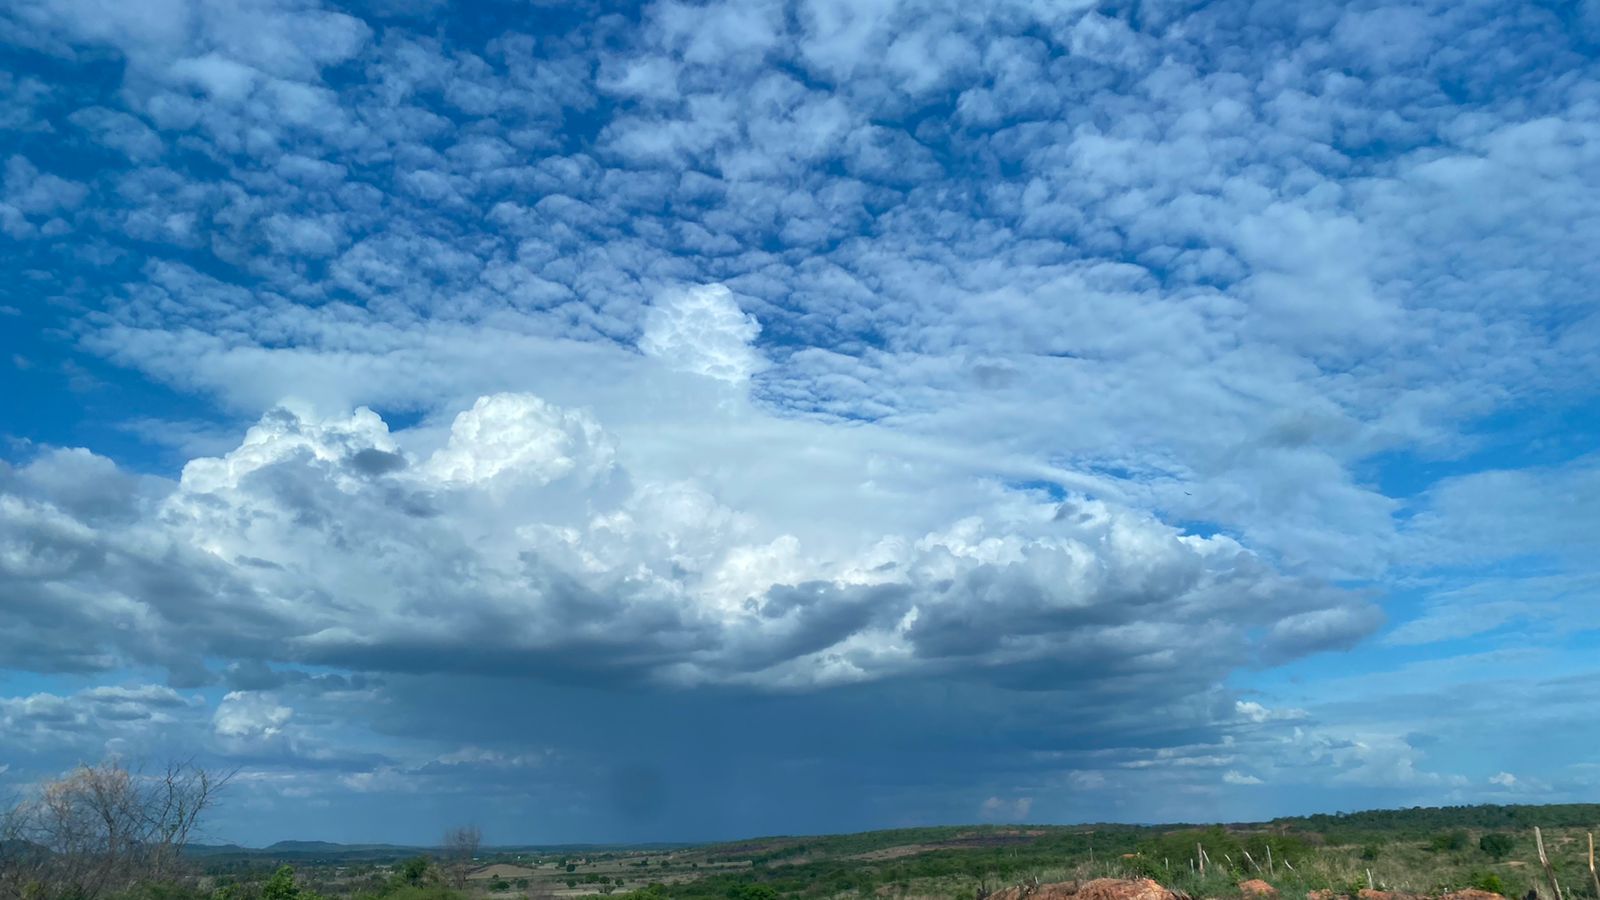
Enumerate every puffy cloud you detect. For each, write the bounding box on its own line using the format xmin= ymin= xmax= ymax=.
xmin=213 ymin=691 xmax=293 ymax=741
xmin=423 ymin=394 xmax=615 ymax=487
xmin=0 ymin=684 xmax=200 ymax=752
xmin=1 ymin=396 xmax=1374 ymax=694
xmin=979 ymin=795 xmax=1033 ymax=820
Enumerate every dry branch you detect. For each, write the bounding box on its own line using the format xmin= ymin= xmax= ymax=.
xmin=1 ymin=759 xmax=230 ymax=900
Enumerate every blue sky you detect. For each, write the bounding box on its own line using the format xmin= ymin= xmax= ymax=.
xmin=2 ymin=0 xmax=1599 ymax=846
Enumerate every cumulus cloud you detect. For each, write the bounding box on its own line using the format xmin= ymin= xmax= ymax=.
xmin=979 ymin=796 xmax=1034 ymax=821
xmin=1 ymin=395 xmax=1375 ymax=694
xmin=423 ymin=394 xmax=615 ymax=487
xmin=214 ymin=691 xmax=294 ymax=741
xmin=0 ymin=684 xmax=199 ymax=751
xmin=639 ymin=284 xmax=765 ymax=384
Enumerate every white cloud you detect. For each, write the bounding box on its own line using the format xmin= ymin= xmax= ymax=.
xmin=1 ymin=395 xmax=1375 ymax=696
xmin=423 ymin=394 xmax=615 ymax=487
xmin=0 ymin=684 xmax=201 ymax=750
xmin=1489 ymin=771 xmax=1516 ymax=787
xmin=979 ymin=795 xmax=1034 ymax=820
xmin=213 ymin=691 xmax=293 ymax=741
xmin=1222 ymin=771 xmax=1263 ymax=785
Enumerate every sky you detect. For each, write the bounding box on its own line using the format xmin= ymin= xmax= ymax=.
xmin=1 ymin=0 xmax=1598 ymax=847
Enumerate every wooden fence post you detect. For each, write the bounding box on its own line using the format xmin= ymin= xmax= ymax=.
xmin=1535 ymin=827 xmax=1563 ymax=900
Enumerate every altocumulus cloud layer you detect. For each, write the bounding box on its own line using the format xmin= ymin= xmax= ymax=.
xmin=1 ymin=0 xmax=1598 ymax=843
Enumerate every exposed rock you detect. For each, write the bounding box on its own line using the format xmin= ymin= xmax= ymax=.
xmin=1239 ymin=881 xmax=1278 ymax=899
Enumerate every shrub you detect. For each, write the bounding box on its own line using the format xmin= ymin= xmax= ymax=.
xmin=369 ymin=886 xmax=465 ymax=900
xmin=1478 ymin=834 xmax=1514 ymax=860
xmin=1468 ymin=873 xmax=1506 ymax=895
xmin=1430 ymin=831 xmax=1469 ymax=852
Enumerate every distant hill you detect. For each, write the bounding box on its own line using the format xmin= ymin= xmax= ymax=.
xmin=184 ymin=840 xmax=694 ymax=862
xmin=264 ymin=841 xmax=422 ymax=853
xmin=1270 ymin=802 xmax=1600 ymax=836
xmin=181 ymin=841 xmax=427 ymax=863
xmin=184 ymin=803 xmax=1600 ymax=864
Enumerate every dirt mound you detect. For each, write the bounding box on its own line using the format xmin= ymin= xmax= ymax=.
xmin=1439 ymin=892 xmax=1507 ymax=900
xmin=1239 ymin=880 xmax=1278 ymax=898
xmin=1306 ymin=891 xmax=1337 ymax=900
xmin=1078 ymin=879 xmax=1180 ymax=900
xmin=990 ymin=878 xmax=1179 ymax=900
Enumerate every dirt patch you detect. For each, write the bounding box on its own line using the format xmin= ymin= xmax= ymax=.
xmin=468 ymin=864 xmax=539 ymax=881
xmin=1239 ymin=880 xmax=1278 ymax=899
xmin=990 ymin=878 xmax=1179 ymax=900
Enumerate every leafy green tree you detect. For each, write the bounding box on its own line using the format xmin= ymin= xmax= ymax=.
xmin=727 ymin=886 xmax=778 ymax=900
xmin=1430 ymin=831 xmax=1469 ymax=852
xmin=398 ymin=858 xmax=431 ymax=887
xmin=262 ymin=867 xmax=299 ymax=900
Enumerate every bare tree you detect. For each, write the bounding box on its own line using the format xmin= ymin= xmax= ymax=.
xmin=442 ymin=825 xmax=482 ymax=888
xmin=1 ymin=759 xmax=231 ymax=900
